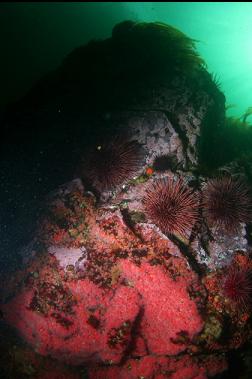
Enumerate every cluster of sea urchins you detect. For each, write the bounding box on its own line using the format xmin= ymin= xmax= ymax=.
xmin=143 ymin=175 xmax=252 ymax=238
xmin=81 ymin=136 xmax=252 ymax=237
xmin=81 ymin=137 xmax=143 ymax=192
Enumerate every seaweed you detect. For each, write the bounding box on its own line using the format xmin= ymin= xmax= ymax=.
xmin=210 ymin=72 xmax=222 ymax=90
xmin=199 ymin=107 xmax=252 ymax=174
xmin=241 ymin=106 xmax=252 ymax=124
xmin=61 ymin=20 xmax=206 ymax=90
xmin=111 ymin=21 xmax=205 ymax=74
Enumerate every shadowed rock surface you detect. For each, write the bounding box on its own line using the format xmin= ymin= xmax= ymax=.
xmin=2 ymin=21 xmax=252 ymax=379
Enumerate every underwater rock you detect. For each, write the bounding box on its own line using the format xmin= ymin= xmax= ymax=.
xmin=88 ymin=354 xmax=228 ymax=379
xmin=0 ymin=18 xmax=225 ymax=282
xmin=192 ymin=222 xmax=248 ymax=270
xmin=2 ymin=185 xmax=205 ymax=364
xmin=3 ymin=279 xmax=141 ymax=365
xmin=2 ymin=257 xmax=204 ymax=364
xmin=206 ymin=225 xmax=248 ymax=269
xmin=48 ymin=246 xmax=88 ymax=271
xmin=0 ymin=331 xmax=83 ymax=379
xmin=119 ymin=260 xmax=204 ymax=356
xmin=3 ymin=20 xmax=252 ymax=379
xmin=3 ymin=178 xmax=252 ymax=378
xmin=203 ymin=252 xmax=252 ymax=344
xmin=1 ymin=19 xmax=225 ymax=206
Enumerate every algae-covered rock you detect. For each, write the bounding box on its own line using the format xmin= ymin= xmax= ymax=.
xmin=3 ymin=20 xmax=252 ymax=379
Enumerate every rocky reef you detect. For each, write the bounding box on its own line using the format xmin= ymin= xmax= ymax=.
xmin=1 ymin=21 xmax=252 ymax=379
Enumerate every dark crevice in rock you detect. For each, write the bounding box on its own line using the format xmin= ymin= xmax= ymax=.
xmin=168 ymin=233 xmax=206 ymax=277
xmin=162 ymin=110 xmax=190 ymax=169
xmin=121 ymin=306 xmax=148 ymax=362
xmin=120 ymin=207 xmax=144 ymax=243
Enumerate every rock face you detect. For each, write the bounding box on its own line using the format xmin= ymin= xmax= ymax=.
xmin=3 ymin=181 xmax=205 ymax=367
xmin=89 ymin=355 xmax=228 ymax=379
xmin=3 ymin=259 xmax=203 ymax=365
xmin=1 ymin=21 xmax=252 ymax=378
xmin=2 ymin=179 xmax=252 ymax=378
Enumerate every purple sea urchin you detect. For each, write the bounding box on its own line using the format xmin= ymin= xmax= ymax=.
xmin=203 ymin=176 xmax=252 ymax=233
xmin=143 ymin=177 xmax=199 ymax=237
xmin=222 ymin=265 xmax=252 ymax=309
xmin=81 ymin=137 xmax=143 ymax=192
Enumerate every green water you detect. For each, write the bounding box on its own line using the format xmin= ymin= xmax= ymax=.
xmin=1 ymin=2 xmax=252 ymax=119
xmin=126 ymin=2 xmax=252 ymax=119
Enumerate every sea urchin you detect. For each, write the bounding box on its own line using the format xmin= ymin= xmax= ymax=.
xmin=222 ymin=265 xmax=252 ymax=309
xmin=143 ymin=177 xmax=199 ymax=237
xmin=203 ymin=176 xmax=252 ymax=233
xmin=81 ymin=137 xmax=143 ymax=192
